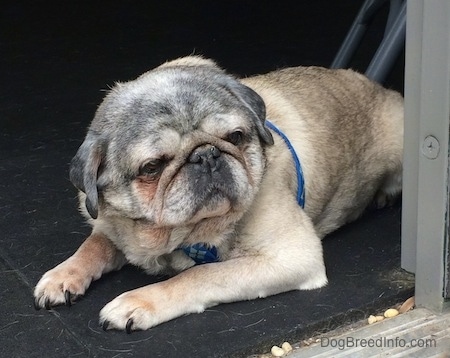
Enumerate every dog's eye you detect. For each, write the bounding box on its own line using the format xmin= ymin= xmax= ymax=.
xmin=139 ymin=159 xmax=164 ymax=178
xmin=227 ymin=130 xmax=244 ymax=146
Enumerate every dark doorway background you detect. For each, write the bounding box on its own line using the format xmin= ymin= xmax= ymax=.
xmin=0 ymin=1 xmax=410 ymax=357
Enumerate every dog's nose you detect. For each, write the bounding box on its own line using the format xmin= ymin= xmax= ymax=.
xmin=189 ymin=145 xmax=221 ymax=171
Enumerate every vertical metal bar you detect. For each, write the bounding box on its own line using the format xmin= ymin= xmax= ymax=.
xmin=446 ymin=180 xmax=450 ymax=298
xmin=409 ymin=0 xmax=450 ymax=311
xmin=385 ymin=0 xmax=402 ymax=35
xmin=401 ymin=0 xmax=422 ymax=274
xmin=365 ymin=1 xmax=406 ymax=83
xmin=331 ymin=0 xmax=387 ymax=69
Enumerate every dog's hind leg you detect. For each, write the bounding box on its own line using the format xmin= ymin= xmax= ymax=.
xmin=373 ymin=167 xmax=403 ymax=209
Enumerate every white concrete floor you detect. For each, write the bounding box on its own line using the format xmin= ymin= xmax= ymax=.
xmin=291 ymin=308 xmax=450 ymax=357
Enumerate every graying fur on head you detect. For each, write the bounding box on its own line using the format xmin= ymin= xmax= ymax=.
xmin=69 ymin=57 xmax=273 ymax=220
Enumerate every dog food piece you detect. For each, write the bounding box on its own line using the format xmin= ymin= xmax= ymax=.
xmin=281 ymin=341 xmax=293 ymax=353
xmin=398 ymin=296 xmax=415 ymax=314
xmin=271 ymin=345 xmax=286 ymax=357
xmin=368 ymin=315 xmax=377 ymax=324
xmin=384 ymin=308 xmax=399 ymax=318
xmin=375 ymin=315 xmax=385 ymax=322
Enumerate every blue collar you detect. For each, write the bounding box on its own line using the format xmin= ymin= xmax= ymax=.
xmin=181 ymin=243 xmax=219 ymax=264
xmin=180 ymin=119 xmax=305 ymax=265
xmin=265 ymin=119 xmax=305 ymax=208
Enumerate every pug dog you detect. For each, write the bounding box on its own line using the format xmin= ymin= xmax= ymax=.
xmin=34 ymin=56 xmax=403 ymax=332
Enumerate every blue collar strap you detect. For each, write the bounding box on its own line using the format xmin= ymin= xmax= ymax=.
xmin=179 ymin=119 xmax=305 ymax=265
xmin=180 ymin=243 xmax=219 ymax=264
xmin=265 ymin=119 xmax=305 ymax=208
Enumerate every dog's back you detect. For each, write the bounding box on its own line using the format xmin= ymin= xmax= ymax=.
xmin=243 ymin=66 xmax=404 ymax=237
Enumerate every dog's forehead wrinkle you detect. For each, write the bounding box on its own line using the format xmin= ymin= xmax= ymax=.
xmin=93 ymin=67 xmax=249 ymax=141
xmin=90 ymin=64 xmax=260 ymax=185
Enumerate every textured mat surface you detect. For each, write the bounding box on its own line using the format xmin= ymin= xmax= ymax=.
xmin=0 ymin=1 xmax=409 ymax=357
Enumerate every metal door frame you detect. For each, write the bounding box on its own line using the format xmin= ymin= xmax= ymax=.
xmin=402 ymin=0 xmax=450 ymax=311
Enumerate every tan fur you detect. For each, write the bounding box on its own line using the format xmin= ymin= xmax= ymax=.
xmin=134 ymin=177 xmax=159 ymax=203
xmin=34 ymin=56 xmax=403 ymax=332
xmin=242 ymin=66 xmax=403 ymax=236
xmin=34 ymin=233 xmax=126 ymax=307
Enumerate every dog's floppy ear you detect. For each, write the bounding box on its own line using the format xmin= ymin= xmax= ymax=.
xmin=222 ymin=79 xmax=274 ymax=146
xmin=69 ymin=132 xmax=105 ymax=219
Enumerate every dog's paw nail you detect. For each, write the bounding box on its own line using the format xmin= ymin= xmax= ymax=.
xmin=102 ymin=320 xmax=110 ymax=331
xmin=64 ymin=290 xmax=72 ymax=307
xmin=44 ymin=298 xmax=52 ymax=310
xmin=126 ymin=318 xmax=134 ymax=334
xmin=33 ymin=299 xmax=41 ymax=311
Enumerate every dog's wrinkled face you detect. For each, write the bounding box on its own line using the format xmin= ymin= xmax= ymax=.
xmin=70 ymin=58 xmax=273 ymax=230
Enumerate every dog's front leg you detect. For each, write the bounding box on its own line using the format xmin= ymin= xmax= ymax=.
xmin=34 ymin=232 xmax=126 ymax=309
xmin=100 ymin=219 xmax=327 ymax=332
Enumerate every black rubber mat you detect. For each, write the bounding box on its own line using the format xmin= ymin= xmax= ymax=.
xmin=1 ymin=1 xmax=411 ymax=357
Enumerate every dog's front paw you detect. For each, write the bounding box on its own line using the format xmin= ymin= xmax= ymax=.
xmin=34 ymin=258 xmax=93 ymax=310
xmin=99 ymin=288 xmax=163 ymax=333
xmin=99 ymin=283 xmax=199 ymax=333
